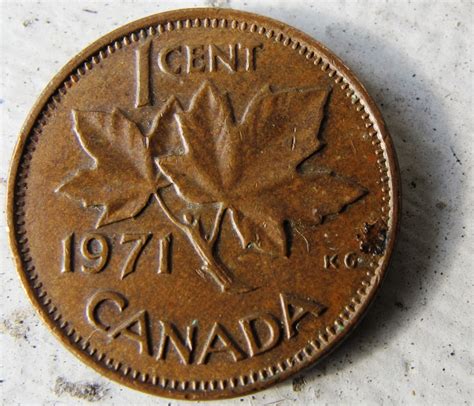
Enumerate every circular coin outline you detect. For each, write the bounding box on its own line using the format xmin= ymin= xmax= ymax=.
xmin=7 ymin=8 xmax=400 ymax=400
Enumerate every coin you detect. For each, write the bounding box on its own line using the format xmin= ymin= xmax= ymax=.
xmin=7 ymin=8 xmax=400 ymax=400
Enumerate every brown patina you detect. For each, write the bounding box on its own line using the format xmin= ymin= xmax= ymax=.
xmin=7 ymin=8 xmax=400 ymax=400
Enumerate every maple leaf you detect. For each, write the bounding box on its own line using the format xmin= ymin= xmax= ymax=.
xmin=146 ymin=96 xmax=183 ymax=156
xmin=157 ymin=82 xmax=366 ymax=256
xmin=58 ymin=108 xmax=170 ymax=227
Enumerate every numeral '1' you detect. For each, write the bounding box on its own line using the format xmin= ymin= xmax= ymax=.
xmin=135 ymin=40 xmax=152 ymax=107
xmin=61 ymin=233 xmax=74 ymax=273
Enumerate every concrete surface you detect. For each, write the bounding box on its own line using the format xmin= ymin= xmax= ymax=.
xmin=0 ymin=0 xmax=472 ymax=405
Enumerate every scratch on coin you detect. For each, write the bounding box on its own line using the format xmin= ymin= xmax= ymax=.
xmin=294 ymin=226 xmax=310 ymax=252
xmin=350 ymin=139 xmax=357 ymax=155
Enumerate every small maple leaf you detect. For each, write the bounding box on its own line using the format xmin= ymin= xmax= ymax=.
xmin=58 ymin=108 xmax=170 ymax=227
xmin=157 ymin=81 xmax=366 ymax=256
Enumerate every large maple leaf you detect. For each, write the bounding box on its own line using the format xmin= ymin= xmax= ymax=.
xmin=157 ymin=82 xmax=366 ymax=256
xmin=57 ymin=107 xmax=173 ymax=227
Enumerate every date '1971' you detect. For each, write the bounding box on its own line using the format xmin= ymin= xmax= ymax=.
xmin=61 ymin=232 xmax=172 ymax=279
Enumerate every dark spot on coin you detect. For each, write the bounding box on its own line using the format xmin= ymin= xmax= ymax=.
xmin=358 ymin=219 xmax=388 ymax=255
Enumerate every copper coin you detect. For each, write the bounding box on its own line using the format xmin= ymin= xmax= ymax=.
xmin=7 ymin=8 xmax=400 ymax=400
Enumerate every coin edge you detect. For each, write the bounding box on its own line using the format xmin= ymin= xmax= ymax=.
xmin=6 ymin=7 xmax=401 ymax=400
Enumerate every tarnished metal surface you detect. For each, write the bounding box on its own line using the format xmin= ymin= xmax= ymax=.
xmin=7 ymin=8 xmax=399 ymax=400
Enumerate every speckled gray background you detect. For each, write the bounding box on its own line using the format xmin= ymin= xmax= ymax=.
xmin=1 ymin=1 xmax=472 ymax=405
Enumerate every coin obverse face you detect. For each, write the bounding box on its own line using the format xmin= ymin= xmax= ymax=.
xmin=8 ymin=8 xmax=400 ymax=400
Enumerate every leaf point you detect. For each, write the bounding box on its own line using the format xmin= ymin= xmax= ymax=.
xmin=186 ymin=80 xmax=228 ymax=115
xmin=146 ymin=96 xmax=184 ymax=151
xmin=70 ymin=109 xmax=101 ymax=165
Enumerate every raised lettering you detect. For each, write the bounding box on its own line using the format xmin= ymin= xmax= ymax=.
xmin=325 ymin=252 xmax=360 ymax=269
xmin=239 ymin=313 xmax=281 ymax=357
xmin=344 ymin=252 xmax=358 ymax=268
xmin=243 ymin=43 xmax=263 ymax=71
xmin=209 ymin=44 xmax=237 ymax=72
xmin=120 ymin=233 xmax=151 ymax=279
xmin=185 ymin=45 xmax=206 ymax=73
xmin=280 ymin=293 xmax=327 ymax=339
xmin=80 ymin=234 xmax=109 ymax=274
xmin=157 ymin=233 xmax=172 ymax=274
xmin=196 ymin=322 xmax=245 ymax=364
xmin=85 ymin=292 xmax=330 ymax=362
xmin=158 ymin=45 xmax=184 ymax=75
xmin=135 ymin=39 xmax=152 ymax=107
xmin=108 ymin=309 xmax=152 ymax=355
xmin=324 ymin=254 xmax=339 ymax=269
xmin=86 ymin=290 xmax=128 ymax=332
xmin=156 ymin=321 xmax=195 ymax=364
xmin=157 ymin=43 xmax=263 ymax=75
xmin=61 ymin=233 xmax=74 ymax=273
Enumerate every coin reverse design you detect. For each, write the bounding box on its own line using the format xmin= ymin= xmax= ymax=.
xmin=8 ymin=8 xmax=399 ymax=400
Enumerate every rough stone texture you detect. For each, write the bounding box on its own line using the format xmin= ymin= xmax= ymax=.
xmin=0 ymin=1 xmax=472 ymax=405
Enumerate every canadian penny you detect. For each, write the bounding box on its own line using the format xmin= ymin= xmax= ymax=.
xmin=8 ymin=8 xmax=400 ymax=400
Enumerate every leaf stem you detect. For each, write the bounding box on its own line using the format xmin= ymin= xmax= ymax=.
xmin=208 ymin=202 xmax=225 ymax=246
xmin=153 ymin=192 xmax=248 ymax=293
